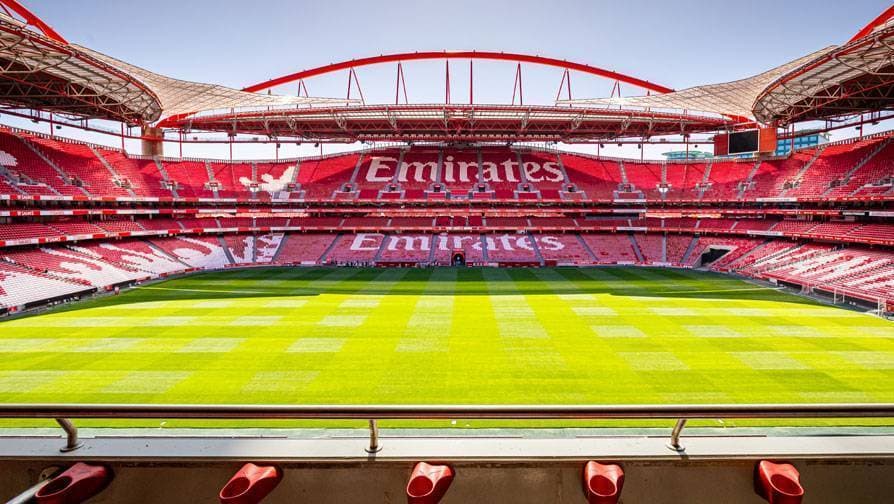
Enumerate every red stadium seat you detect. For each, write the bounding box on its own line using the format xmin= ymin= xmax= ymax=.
xmin=406 ymin=462 xmax=454 ymax=504
xmin=755 ymin=460 xmax=804 ymax=504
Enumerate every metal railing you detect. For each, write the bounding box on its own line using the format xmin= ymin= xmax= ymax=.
xmin=1 ymin=403 xmax=892 ymax=454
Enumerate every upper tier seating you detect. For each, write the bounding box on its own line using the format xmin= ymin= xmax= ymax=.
xmin=787 ymin=139 xmax=885 ymax=198
xmin=825 ymin=140 xmax=894 ymax=197
xmin=0 ymin=129 xmax=81 ymax=196
xmin=560 ymin=154 xmax=621 ymax=199
xmin=623 ymin=161 xmax=662 ymax=199
xmin=480 ymin=150 xmax=521 ymax=199
xmin=398 ymin=149 xmax=440 ymax=194
xmin=663 ymin=163 xmax=706 ymax=201
xmin=94 ymin=149 xmax=173 ymax=198
xmin=746 ymin=154 xmax=811 ymax=199
xmin=296 ymin=154 xmax=360 ymax=200
xmin=520 ymin=151 xmax=566 ymax=196
xmin=355 ymin=150 xmax=402 ymax=197
xmin=23 ymin=134 xmax=131 ymax=197
xmin=441 ymin=150 xmax=480 ymax=198
xmin=210 ymin=162 xmax=253 ymax=199
xmin=164 ymin=161 xmax=214 ymax=199
xmin=704 ymin=160 xmax=757 ymax=201
xmin=0 ymin=132 xmax=891 ymax=202
xmin=255 ymin=163 xmax=295 ymax=200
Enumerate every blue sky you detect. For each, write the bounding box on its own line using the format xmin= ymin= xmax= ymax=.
xmin=15 ymin=0 xmax=894 ymax=159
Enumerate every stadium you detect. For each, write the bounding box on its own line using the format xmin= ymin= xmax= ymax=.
xmin=0 ymin=0 xmax=892 ymax=502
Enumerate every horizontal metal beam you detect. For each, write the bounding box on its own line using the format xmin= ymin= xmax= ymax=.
xmin=0 ymin=403 xmax=892 ymax=420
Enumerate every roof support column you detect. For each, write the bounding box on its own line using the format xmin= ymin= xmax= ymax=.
xmin=141 ymin=126 xmax=164 ymax=157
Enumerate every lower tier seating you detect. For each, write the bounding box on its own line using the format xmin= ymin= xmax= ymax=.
xmin=0 ymin=234 xmax=892 ymax=311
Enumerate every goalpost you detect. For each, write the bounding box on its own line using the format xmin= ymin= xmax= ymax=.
xmin=832 ymin=288 xmax=845 ymax=305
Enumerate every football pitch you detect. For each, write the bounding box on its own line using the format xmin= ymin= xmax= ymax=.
xmin=1 ymin=266 xmax=892 ymax=427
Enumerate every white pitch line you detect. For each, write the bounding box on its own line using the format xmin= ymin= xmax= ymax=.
xmin=135 ymin=286 xmax=271 ymax=295
xmin=657 ymin=286 xmax=785 ymax=295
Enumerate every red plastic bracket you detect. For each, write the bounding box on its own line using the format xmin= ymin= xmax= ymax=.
xmin=219 ymin=463 xmax=283 ymax=504
xmin=755 ymin=460 xmax=805 ymax=504
xmin=583 ymin=461 xmax=624 ymax=504
xmin=35 ymin=462 xmax=112 ymax=504
xmin=406 ymin=462 xmax=455 ymax=504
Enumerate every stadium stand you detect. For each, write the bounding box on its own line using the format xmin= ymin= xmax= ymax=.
xmin=0 ymin=261 xmax=90 ymax=308
xmin=272 ymin=234 xmax=337 ymax=265
xmin=533 ymin=234 xmax=594 ymax=265
xmin=0 ymin=128 xmax=890 ymax=309
xmin=150 ymin=236 xmax=230 ymax=269
xmin=581 ymin=234 xmax=638 ymax=264
xmin=0 ymin=134 xmax=890 ymax=203
xmin=378 ymin=234 xmax=434 ymax=264
xmin=634 ymin=233 xmax=665 ymax=263
xmin=69 ymin=240 xmax=184 ymax=276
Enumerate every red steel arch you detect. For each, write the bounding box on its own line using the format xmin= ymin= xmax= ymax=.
xmin=0 ymin=0 xmax=67 ymax=44
xmin=849 ymin=4 xmax=894 ymax=43
xmin=243 ymin=50 xmax=674 ymax=95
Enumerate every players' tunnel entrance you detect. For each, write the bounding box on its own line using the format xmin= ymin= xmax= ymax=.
xmin=452 ymin=252 xmax=466 ymax=267
xmin=695 ymin=247 xmax=733 ymax=267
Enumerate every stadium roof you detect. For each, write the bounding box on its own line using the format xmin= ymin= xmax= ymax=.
xmin=0 ymin=5 xmax=348 ymax=126
xmin=167 ymin=103 xmax=732 ymax=144
xmin=0 ymin=11 xmax=161 ymax=123
xmin=753 ymin=15 xmax=894 ymax=125
xmin=563 ymin=8 xmax=894 ymax=127
xmin=76 ymin=46 xmax=354 ymax=124
xmin=1 ymin=1 xmax=893 ymax=139
xmin=558 ymin=48 xmax=834 ymax=123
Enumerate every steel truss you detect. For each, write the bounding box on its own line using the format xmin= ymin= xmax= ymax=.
xmin=0 ymin=13 xmax=161 ymax=124
xmin=755 ymin=19 xmax=894 ymax=125
xmin=173 ymin=104 xmax=731 ymax=144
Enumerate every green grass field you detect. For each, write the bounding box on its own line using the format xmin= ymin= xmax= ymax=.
xmin=1 ymin=267 xmax=892 ymax=427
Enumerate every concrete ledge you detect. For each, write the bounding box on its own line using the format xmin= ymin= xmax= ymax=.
xmin=1 ymin=433 xmax=892 ymax=463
